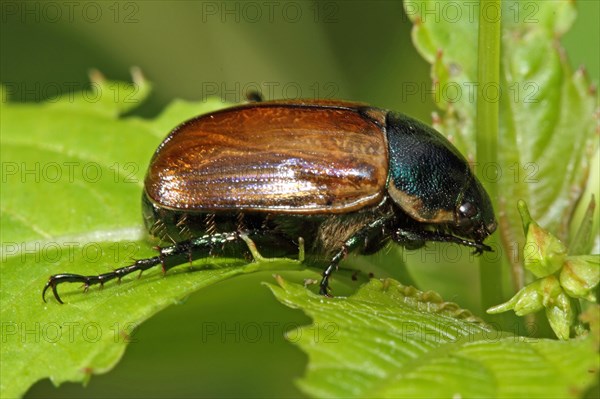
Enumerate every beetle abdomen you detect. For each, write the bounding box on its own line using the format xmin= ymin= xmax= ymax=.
xmin=144 ymin=104 xmax=389 ymax=214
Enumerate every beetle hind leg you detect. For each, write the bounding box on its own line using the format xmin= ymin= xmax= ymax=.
xmin=42 ymin=232 xmax=252 ymax=304
xmin=42 ymin=230 xmax=308 ymax=304
xmin=42 ymin=256 xmax=162 ymax=304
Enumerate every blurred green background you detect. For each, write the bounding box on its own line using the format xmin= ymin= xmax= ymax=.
xmin=1 ymin=1 xmax=597 ymax=397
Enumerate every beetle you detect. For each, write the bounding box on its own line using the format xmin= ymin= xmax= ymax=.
xmin=43 ymin=98 xmax=497 ymax=303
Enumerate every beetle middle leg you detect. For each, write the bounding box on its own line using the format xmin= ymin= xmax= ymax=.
xmin=319 ymin=216 xmax=394 ymax=296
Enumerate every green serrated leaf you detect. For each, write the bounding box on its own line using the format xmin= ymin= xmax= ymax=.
xmin=0 ymin=79 xmax=306 ymax=398
xmin=267 ymin=277 xmax=599 ymax=398
xmin=405 ymin=0 xmax=598 ymax=257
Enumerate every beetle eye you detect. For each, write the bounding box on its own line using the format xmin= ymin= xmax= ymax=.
xmin=458 ymin=202 xmax=477 ymax=219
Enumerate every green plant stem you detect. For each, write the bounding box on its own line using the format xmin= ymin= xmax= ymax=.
xmin=476 ymin=0 xmax=504 ymax=323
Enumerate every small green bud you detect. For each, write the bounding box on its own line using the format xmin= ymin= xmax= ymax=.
xmin=559 ymin=255 xmax=600 ymax=300
xmin=521 ymin=218 xmax=567 ymax=277
xmin=493 ymin=201 xmax=599 ymax=340
xmin=487 ymin=278 xmax=551 ymax=316
xmin=545 ymin=290 xmax=575 ymax=340
xmin=512 ymin=279 xmax=545 ymax=316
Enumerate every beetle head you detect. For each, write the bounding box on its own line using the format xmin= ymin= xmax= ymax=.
xmin=385 ymin=112 xmax=496 ymax=243
xmin=451 ymin=174 xmax=497 ymax=242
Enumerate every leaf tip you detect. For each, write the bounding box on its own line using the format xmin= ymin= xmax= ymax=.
xmin=273 ymin=274 xmax=285 ymax=287
xmin=88 ymin=69 xmax=106 ymax=84
xmin=517 ymin=200 xmax=533 ymax=232
xmin=130 ymin=66 xmax=146 ymax=86
xmin=261 ymin=274 xmax=288 ymax=297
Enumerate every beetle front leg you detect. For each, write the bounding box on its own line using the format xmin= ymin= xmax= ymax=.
xmin=392 ymin=228 xmax=492 ymax=253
